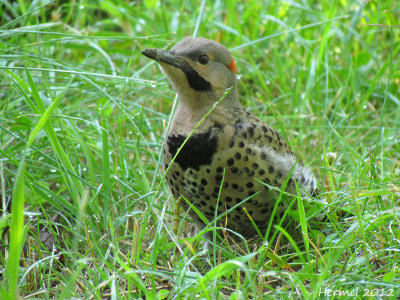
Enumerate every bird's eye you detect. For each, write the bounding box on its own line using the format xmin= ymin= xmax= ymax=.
xmin=198 ymin=55 xmax=209 ymax=65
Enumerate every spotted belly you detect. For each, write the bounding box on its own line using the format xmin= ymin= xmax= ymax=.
xmin=163 ymin=133 xmax=289 ymax=238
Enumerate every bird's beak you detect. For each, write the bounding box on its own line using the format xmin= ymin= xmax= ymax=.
xmin=141 ymin=48 xmax=187 ymax=70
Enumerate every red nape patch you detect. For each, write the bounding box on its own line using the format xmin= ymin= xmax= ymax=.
xmin=228 ymin=58 xmax=236 ymax=73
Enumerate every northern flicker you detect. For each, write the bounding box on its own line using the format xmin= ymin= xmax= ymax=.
xmin=142 ymin=37 xmax=317 ymax=239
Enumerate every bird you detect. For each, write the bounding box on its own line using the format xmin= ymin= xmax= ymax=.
xmin=141 ymin=37 xmax=317 ymax=240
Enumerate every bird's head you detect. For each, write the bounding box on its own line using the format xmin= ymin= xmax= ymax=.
xmin=142 ymin=37 xmax=237 ymax=106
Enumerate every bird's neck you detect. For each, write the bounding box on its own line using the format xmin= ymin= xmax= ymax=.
xmin=170 ymin=86 xmax=243 ymax=134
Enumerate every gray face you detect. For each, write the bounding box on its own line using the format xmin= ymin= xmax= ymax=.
xmin=170 ymin=37 xmax=234 ymax=70
xmin=141 ymin=37 xmax=236 ymax=94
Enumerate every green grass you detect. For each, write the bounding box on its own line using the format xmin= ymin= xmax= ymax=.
xmin=1 ymin=0 xmax=399 ymax=298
